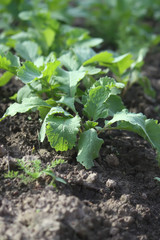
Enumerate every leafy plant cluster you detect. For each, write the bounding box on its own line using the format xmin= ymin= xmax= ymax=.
xmin=70 ymin=0 xmax=160 ymax=55
xmin=0 ymin=0 xmax=160 ymax=170
xmin=1 ymin=46 xmax=160 ymax=169
xmin=0 ymin=0 xmax=157 ymax=97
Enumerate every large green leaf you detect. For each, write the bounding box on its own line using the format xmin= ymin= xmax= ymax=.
xmin=144 ymin=119 xmax=160 ymax=153
xmin=83 ymin=51 xmax=133 ymax=76
xmin=57 ymin=96 xmax=76 ymax=113
xmin=58 ymin=51 xmax=80 ymax=71
xmin=79 ymin=66 xmax=101 ymax=75
xmin=77 ymin=129 xmax=104 ymax=169
xmin=0 ymin=52 xmax=20 ymax=74
xmin=105 ymin=109 xmax=160 ymax=153
xmin=55 ymin=68 xmax=85 ymax=97
xmin=43 ymin=27 xmax=55 ymax=47
xmin=0 ymin=97 xmax=51 ymax=121
xmin=76 ymin=38 xmax=103 ymax=48
xmin=84 ymin=86 xmax=110 ymax=121
xmin=46 ymin=115 xmax=80 ymax=151
xmin=0 ymin=71 xmax=14 ymax=87
xmin=17 ymin=61 xmax=42 ymax=84
xmin=110 ymin=53 xmax=134 ymax=75
xmin=39 ymin=106 xmax=72 ymax=143
xmin=42 ymin=60 xmax=60 ymax=82
xmin=83 ymin=51 xmax=114 ymax=65
xmin=0 ymin=44 xmax=9 ymax=53
xmin=73 ymin=47 xmax=95 ymax=65
xmin=15 ymin=41 xmax=39 ymax=61
xmin=105 ymin=95 xmax=125 ymax=116
xmin=94 ymin=76 xmax=124 ymax=95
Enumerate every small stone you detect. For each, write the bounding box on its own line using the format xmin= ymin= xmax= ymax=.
xmin=120 ymin=194 xmax=130 ymax=203
xmin=86 ymin=173 xmax=98 ymax=184
xmin=105 ymin=154 xmax=119 ymax=167
xmin=141 ymin=193 xmax=147 ymax=199
xmin=106 ymin=179 xmax=117 ymax=188
xmin=124 ymin=216 xmax=134 ymax=224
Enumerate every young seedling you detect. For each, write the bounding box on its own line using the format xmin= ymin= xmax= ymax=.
xmin=4 ymin=158 xmax=66 ymax=185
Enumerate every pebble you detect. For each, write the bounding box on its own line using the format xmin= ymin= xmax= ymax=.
xmin=120 ymin=194 xmax=130 ymax=203
xmin=124 ymin=216 xmax=134 ymax=224
xmin=86 ymin=173 xmax=98 ymax=184
xmin=141 ymin=193 xmax=147 ymax=199
xmin=106 ymin=179 xmax=117 ymax=188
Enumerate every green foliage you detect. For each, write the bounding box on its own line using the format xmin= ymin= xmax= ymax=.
xmin=46 ymin=115 xmax=81 ymax=151
xmin=105 ymin=109 xmax=160 ymax=153
xmin=17 ymin=61 xmax=42 ymax=84
xmin=0 ymin=0 xmax=160 ymax=170
xmin=4 ymin=170 xmax=19 ymax=179
xmin=71 ymin=0 xmax=160 ymax=55
xmin=0 ymin=71 xmax=13 ymax=87
xmin=155 ymin=177 xmax=160 ymax=182
xmin=0 ymin=52 xmax=20 ymax=74
xmin=1 ymin=47 xmax=160 ymax=169
xmin=15 ymin=41 xmax=39 ymax=61
xmin=77 ymin=129 xmax=104 ymax=169
xmin=4 ymin=158 xmax=66 ymax=185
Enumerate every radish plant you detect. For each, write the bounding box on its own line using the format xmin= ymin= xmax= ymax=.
xmin=1 ymin=47 xmax=160 ymax=169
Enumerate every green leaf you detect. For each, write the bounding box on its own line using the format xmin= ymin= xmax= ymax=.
xmin=79 ymin=65 xmax=101 ymax=75
xmin=0 ymin=71 xmax=13 ymax=87
xmin=83 ymin=52 xmax=133 ymax=76
xmin=17 ymin=85 xmax=36 ymax=103
xmin=59 ymin=51 xmax=80 ymax=71
xmin=144 ymin=119 xmax=160 ymax=153
xmin=43 ymin=28 xmax=55 ymax=47
xmin=73 ymin=47 xmax=95 ymax=65
xmin=105 ymin=95 xmax=125 ymax=116
xmin=39 ymin=106 xmax=72 ymax=143
xmin=105 ymin=109 xmax=160 ymax=153
xmin=57 ymin=96 xmax=76 ymax=113
xmin=18 ymin=11 xmax=33 ymax=20
xmin=111 ymin=53 xmax=134 ymax=75
xmin=83 ymin=77 xmax=123 ymax=121
xmin=43 ymin=170 xmax=67 ymax=184
xmin=138 ymin=76 xmax=156 ymax=98
xmin=0 ymin=44 xmax=9 ymax=53
xmin=83 ymin=51 xmax=114 ymax=66
xmin=17 ymin=61 xmax=42 ymax=84
xmin=56 ymin=68 xmax=85 ymax=97
xmin=46 ymin=115 xmax=80 ymax=151
xmin=0 ymin=52 xmax=20 ymax=74
xmin=84 ymin=86 xmax=110 ymax=121
xmin=42 ymin=60 xmax=60 ymax=82
xmin=84 ymin=121 xmax=98 ymax=130
xmin=0 ymin=97 xmax=51 ymax=121
xmin=76 ymin=38 xmax=103 ymax=48
xmin=77 ymin=129 xmax=104 ymax=169
xmin=154 ymin=177 xmax=160 ymax=182
xmin=15 ymin=41 xmax=39 ymax=61
xmin=6 ymin=52 xmax=20 ymax=68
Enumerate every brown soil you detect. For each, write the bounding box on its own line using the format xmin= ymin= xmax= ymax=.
xmin=0 ymin=48 xmax=160 ymax=240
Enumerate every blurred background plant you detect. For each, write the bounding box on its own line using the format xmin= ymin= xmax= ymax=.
xmin=0 ymin=0 xmax=160 ymax=95
xmin=69 ymin=0 xmax=160 ymax=56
